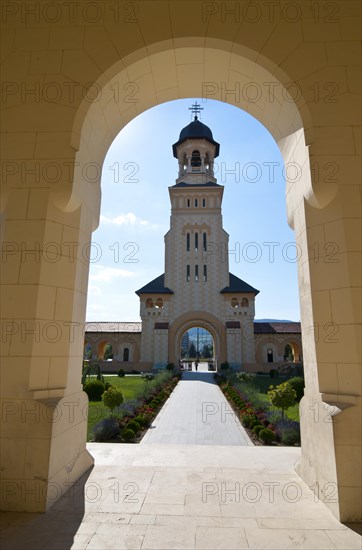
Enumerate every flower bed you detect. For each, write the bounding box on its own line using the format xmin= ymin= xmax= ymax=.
xmin=91 ymin=371 xmax=181 ymax=443
xmin=214 ymin=373 xmax=301 ymax=446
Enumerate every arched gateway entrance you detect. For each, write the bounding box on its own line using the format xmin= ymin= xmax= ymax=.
xmin=170 ymin=312 xmax=225 ymax=372
xmin=1 ymin=18 xmax=360 ymax=523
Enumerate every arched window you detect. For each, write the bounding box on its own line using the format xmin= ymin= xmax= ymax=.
xmin=205 ymin=153 xmax=210 ymax=170
xmin=155 ymin=298 xmax=163 ymax=309
xmin=241 ymin=297 xmax=249 ymax=307
xmin=203 ymin=232 xmax=207 ymax=251
xmin=284 ymin=344 xmax=294 ymax=362
xmin=267 ymin=348 xmax=273 ymax=363
xmin=231 ymin=298 xmax=239 ymax=308
xmin=191 ymin=150 xmax=201 ymax=167
xmin=123 ymin=348 xmax=129 ymax=362
xmin=146 ymin=298 xmax=154 ymax=308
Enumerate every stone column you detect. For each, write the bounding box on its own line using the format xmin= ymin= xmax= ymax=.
xmin=1 ymin=180 xmax=94 ymax=512
xmin=294 ymin=186 xmax=361 ymax=522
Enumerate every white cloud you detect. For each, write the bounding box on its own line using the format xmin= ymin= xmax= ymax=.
xmin=100 ymin=212 xmax=159 ymax=229
xmin=89 ymin=265 xmax=136 ymax=282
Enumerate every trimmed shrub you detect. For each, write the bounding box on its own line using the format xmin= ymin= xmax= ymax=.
xmin=276 ymin=419 xmax=301 ymax=446
xmin=104 ymin=382 xmax=113 ymax=390
xmin=126 ymin=420 xmax=141 ymax=433
xmin=259 ymin=428 xmax=275 ymax=444
xmin=84 ymin=379 xmax=105 ymax=401
xmin=241 ymin=413 xmax=259 ymax=429
xmin=134 ymin=414 xmax=151 ymax=428
xmin=269 ymin=369 xmax=278 ymax=378
xmin=220 ymin=361 xmax=230 ymax=371
xmin=102 ymin=387 xmax=124 ymax=414
xmin=121 ymin=428 xmax=136 ymax=442
xmin=268 ymin=382 xmax=297 ymax=419
xmin=93 ymin=417 xmax=120 ymax=442
xmin=287 ymin=377 xmax=304 ymax=402
xmin=114 ymin=398 xmax=143 ymax=419
xmin=235 ymin=372 xmax=256 ymax=383
xmin=142 ymin=373 xmax=155 ymax=382
xmin=253 ymin=424 xmax=264 ymax=436
xmin=118 ymin=369 xmax=126 ymax=377
xmin=281 ymin=427 xmax=300 ymax=446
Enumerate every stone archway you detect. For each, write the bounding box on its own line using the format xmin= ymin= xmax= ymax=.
xmin=1 ymin=15 xmax=360 ymax=522
xmin=168 ymin=310 xmax=227 ymax=370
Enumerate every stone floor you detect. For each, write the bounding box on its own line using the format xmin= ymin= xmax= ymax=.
xmin=141 ymin=369 xmax=252 ymax=446
xmin=1 ymin=372 xmax=361 ymax=549
xmin=1 ymin=445 xmax=361 ymax=549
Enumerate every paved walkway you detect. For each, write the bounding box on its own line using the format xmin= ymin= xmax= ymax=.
xmin=1 ymin=445 xmax=360 ymax=549
xmin=141 ymin=370 xmax=252 ymax=446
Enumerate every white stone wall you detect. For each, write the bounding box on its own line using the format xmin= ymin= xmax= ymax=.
xmin=226 ymin=329 xmax=242 ymax=368
xmin=153 ymin=330 xmax=169 ymax=368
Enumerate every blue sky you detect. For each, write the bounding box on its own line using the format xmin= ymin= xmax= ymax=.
xmin=86 ymin=99 xmax=300 ymax=322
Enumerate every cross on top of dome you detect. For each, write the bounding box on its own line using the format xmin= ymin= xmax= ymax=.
xmin=189 ymin=101 xmax=204 ymax=120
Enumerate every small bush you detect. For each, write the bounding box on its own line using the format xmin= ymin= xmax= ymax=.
xmin=93 ymin=417 xmax=120 ymax=442
xmin=259 ymin=428 xmax=275 ymax=444
xmin=118 ymin=369 xmax=126 ymax=377
xmin=220 ymin=362 xmax=230 ymax=371
xmin=84 ymin=379 xmax=105 ymax=401
xmin=269 ymin=369 xmax=278 ymax=378
xmin=253 ymin=424 xmax=264 ymax=436
xmin=121 ymin=428 xmax=136 ymax=442
xmin=281 ymin=428 xmax=301 ymax=446
xmin=268 ymin=382 xmax=297 ymax=419
xmin=276 ymin=419 xmax=301 ymax=445
xmin=287 ymin=377 xmax=304 ymax=402
xmin=134 ymin=414 xmax=152 ymax=428
xmin=241 ymin=413 xmax=259 ymax=429
xmin=166 ymin=362 xmax=175 ymax=371
xmin=104 ymin=382 xmax=113 ymax=390
xmin=142 ymin=372 xmax=155 ymax=382
xmin=126 ymin=420 xmax=141 ymax=433
xmin=102 ymin=387 xmax=124 ymax=414
xmin=235 ymin=372 xmax=256 ymax=383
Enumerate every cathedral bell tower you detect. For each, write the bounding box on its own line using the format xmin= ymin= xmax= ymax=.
xmin=172 ymin=103 xmax=219 ymax=185
xmin=136 ymin=104 xmax=259 ymax=370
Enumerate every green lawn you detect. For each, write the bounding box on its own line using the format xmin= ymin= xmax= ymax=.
xmin=251 ymin=375 xmax=300 ymax=421
xmin=251 ymin=374 xmax=290 ymax=393
xmin=256 ymin=393 xmax=300 ymax=422
xmin=86 ymin=376 xmax=146 ymax=441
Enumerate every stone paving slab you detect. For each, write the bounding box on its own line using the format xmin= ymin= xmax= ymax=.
xmin=141 ymin=371 xmax=253 ymax=446
xmin=1 ymin=444 xmax=361 ymax=549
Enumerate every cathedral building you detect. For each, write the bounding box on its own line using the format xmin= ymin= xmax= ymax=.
xmin=85 ymin=107 xmax=302 ymax=372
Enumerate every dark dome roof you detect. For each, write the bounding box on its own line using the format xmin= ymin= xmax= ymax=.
xmin=179 ymin=118 xmax=214 ymax=141
xmin=172 ymin=117 xmax=220 ymax=157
